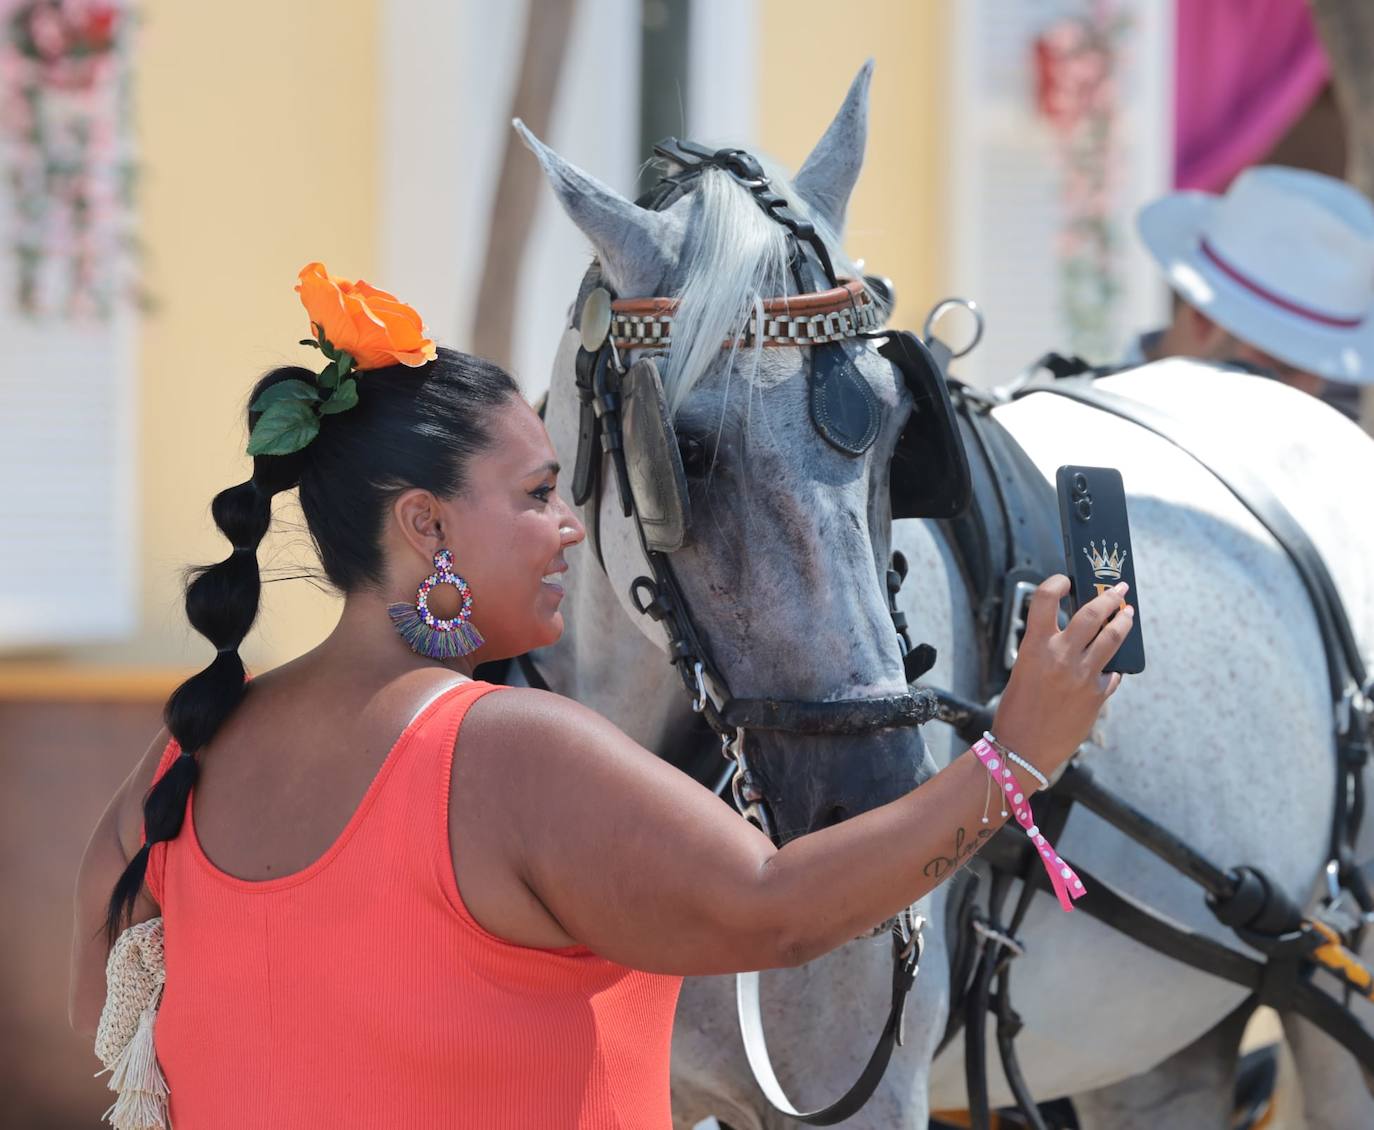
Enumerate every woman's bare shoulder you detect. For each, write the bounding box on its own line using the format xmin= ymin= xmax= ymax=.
xmin=463 ymin=685 xmax=630 ymax=752
xmin=457 ymin=684 xmax=690 ymax=795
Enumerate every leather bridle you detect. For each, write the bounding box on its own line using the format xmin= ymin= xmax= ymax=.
xmin=566 ymin=138 xmax=940 ymax=840
xmin=529 ymin=138 xmax=943 ymax=1125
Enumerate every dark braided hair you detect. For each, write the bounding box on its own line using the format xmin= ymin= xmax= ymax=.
xmin=105 ymin=347 xmax=519 ymax=943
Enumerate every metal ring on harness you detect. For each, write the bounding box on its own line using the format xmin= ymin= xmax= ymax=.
xmin=923 ymin=297 xmax=985 ymax=359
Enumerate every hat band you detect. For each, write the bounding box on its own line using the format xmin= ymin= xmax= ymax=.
xmin=1200 ymin=239 xmax=1364 ymax=329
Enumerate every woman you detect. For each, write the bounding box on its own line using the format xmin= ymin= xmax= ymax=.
xmin=69 ymin=264 xmax=1133 ymax=1128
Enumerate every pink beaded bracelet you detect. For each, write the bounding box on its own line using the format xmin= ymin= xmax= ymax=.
xmin=971 ymin=736 xmax=1086 ymax=912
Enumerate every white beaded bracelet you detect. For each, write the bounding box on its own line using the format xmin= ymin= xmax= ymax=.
xmin=981 ymin=731 xmax=1050 ymax=791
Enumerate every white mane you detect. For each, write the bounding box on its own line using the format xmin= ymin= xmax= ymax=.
xmin=660 ymin=162 xmax=867 ymax=419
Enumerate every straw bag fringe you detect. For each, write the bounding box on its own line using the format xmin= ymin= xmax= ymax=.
xmin=94 ymin=917 xmax=170 ymax=1130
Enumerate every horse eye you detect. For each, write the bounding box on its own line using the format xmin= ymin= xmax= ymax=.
xmin=678 ymin=435 xmax=709 ymax=477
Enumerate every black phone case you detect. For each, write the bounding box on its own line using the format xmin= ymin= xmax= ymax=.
xmin=1056 ymin=465 xmax=1146 ymax=674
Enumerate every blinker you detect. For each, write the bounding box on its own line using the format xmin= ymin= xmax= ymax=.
xmin=809 ymin=341 xmax=881 ymax=456
xmin=619 ymin=358 xmax=691 ymax=553
xmin=580 ymin=287 xmax=612 ymax=352
xmin=881 ymin=330 xmax=973 ymax=521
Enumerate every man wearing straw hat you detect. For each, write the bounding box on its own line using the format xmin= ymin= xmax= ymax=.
xmin=1126 ymin=165 xmax=1374 ymax=420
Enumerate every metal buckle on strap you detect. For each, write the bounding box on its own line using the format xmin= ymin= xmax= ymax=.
xmin=1337 ymin=681 xmax=1374 ymax=736
xmin=894 ymin=911 xmax=926 ymax=1047
xmin=1328 ymin=858 xmax=1345 ymax=905
xmin=972 ymin=917 xmax=1027 ymax=960
xmin=1002 ymin=579 xmax=1039 ymax=671
xmin=690 ymin=660 xmax=708 ymax=713
xmin=896 ymin=908 xmax=926 ymax=965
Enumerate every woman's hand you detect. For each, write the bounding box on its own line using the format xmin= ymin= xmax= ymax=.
xmin=991 ymin=574 xmax=1132 ymax=779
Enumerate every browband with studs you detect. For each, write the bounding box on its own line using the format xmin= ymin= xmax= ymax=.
xmin=609 ymin=277 xmax=882 ymax=350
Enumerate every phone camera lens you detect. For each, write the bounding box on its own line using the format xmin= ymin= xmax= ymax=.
xmin=1072 ymin=473 xmax=1089 ymax=495
xmin=1075 ymin=498 xmax=1092 ymax=520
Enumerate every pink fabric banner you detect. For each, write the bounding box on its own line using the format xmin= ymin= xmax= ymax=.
xmin=1175 ymin=0 xmax=1330 ymax=192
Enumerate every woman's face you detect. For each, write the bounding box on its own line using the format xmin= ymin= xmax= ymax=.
xmin=409 ymin=396 xmax=584 ymax=660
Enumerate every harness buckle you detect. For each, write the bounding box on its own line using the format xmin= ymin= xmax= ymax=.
xmin=691 ymin=660 xmax=708 ymax=714
xmin=1336 ymin=681 xmax=1373 ymax=738
xmin=894 ymin=913 xmax=925 ymax=1047
xmin=716 ymin=147 xmax=768 ymax=188
xmin=1001 ymin=579 xmax=1040 ymax=671
xmin=1328 ymin=858 xmax=1344 ymax=905
xmin=971 ymin=917 xmax=1027 ymax=960
xmin=896 ymin=909 xmax=926 ymax=965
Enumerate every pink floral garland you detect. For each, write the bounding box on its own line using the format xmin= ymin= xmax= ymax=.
xmin=0 ymin=0 xmax=141 ymax=320
xmin=1032 ymin=1 xmax=1130 ymax=362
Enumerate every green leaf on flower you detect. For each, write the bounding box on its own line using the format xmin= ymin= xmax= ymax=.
xmin=299 ymin=338 xmax=320 ymax=349
xmin=250 ymin=379 xmax=320 ymax=412
xmin=315 ymin=325 xmax=340 ymax=361
xmin=336 ymin=351 xmax=355 ymax=381
xmin=246 ymin=400 xmax=320 ymax=456
xmin=319 ymin=378 xmax=358 ymax=415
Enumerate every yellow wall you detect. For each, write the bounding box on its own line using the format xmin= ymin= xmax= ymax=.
xmin=758 ymin=0 xmax=949 ymax=329
xmin=56 ymin=0 xmax=379 ymax=680
xmin=5 ymin=0 xmax=948 ymax=692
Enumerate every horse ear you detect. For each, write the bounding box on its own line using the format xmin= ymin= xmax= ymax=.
xmin=515 ymin=120 xmax=679 ymax=298
xmin=792 ymin=60 xmax=873 ymax=234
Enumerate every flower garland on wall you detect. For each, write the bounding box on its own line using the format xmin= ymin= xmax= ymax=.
xmin=0 ymin=0 xmax=140 ymax=320
xmin=1032 ymin=0 xmax=1131 ymax=363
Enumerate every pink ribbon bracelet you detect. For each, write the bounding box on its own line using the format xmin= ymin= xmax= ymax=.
xmin=971 ymin=737 xmax=1087 ymax=912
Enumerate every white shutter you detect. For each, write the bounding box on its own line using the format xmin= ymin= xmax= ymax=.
xmin=0 ymin=314 xmax=137 ymax=648
xmin=946 ymin=0 xmax=1173 ymax=389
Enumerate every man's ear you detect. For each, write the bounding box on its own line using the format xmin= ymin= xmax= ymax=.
xmin=1179 ymin=301 xmax=1227 ymax=355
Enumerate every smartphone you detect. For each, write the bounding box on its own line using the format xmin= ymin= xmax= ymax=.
xmin=1056 ymin=465 xmax=1145 ymax=674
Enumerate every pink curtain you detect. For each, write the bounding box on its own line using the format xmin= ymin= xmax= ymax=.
xmin=1175 ymin=0 xmax=1329 ymax=191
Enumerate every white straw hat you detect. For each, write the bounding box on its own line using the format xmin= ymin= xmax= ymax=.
xmin=1137 ymin=166 xmax=1374 ymax=384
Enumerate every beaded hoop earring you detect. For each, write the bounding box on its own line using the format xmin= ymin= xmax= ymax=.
xmin=387 ymin=548 xmax=485 ymax=659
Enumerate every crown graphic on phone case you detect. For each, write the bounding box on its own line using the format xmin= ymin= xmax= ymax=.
xmin=1083 ymin=539 xmax=1127 ymax=581
xmin=1057 ymin=464 xmax=1145 ymax=674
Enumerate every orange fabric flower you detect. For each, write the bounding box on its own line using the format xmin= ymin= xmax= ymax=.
xmin=295 ymin=262 xmax=437 ymax=370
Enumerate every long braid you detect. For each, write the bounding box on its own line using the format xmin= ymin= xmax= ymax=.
xmin=104 ymin=369 xmax=311 ymax=945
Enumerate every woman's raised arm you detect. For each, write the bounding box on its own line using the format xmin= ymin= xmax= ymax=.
xmin=452 ymin=576 xmax=1133 ymax=975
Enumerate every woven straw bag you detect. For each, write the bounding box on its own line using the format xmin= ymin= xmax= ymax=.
xmin=94 ymin=917 xmax=170 ymax=1130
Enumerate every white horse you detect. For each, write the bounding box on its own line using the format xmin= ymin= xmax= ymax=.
xmin=518 ymin=63 xmax=1374 ymax=1130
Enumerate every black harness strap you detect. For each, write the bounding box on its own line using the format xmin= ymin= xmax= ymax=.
xmin=941 ymin=385 xmax=1065 ymax=689
xmin=1068 ymin=859 xmax=1374 ymax=1065
xmin=736 ymin=921 xmax=923 ymax=1126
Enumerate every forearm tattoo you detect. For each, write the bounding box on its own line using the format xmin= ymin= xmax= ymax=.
xmin=922 ymin=824 xmax=994 ymax=882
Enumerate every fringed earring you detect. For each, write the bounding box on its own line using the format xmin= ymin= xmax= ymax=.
xmin=387 ymin=548 xmax=485 ymax=659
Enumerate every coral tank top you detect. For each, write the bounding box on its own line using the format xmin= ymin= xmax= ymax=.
xmin=145 ymin=679 xmax=682 ymax=1128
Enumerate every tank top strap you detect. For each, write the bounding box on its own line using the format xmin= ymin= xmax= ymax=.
xmin=356 ymin=679 xmax=506 ymax=899
xmin=143 ymin=735 xmax=183 ymax=905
